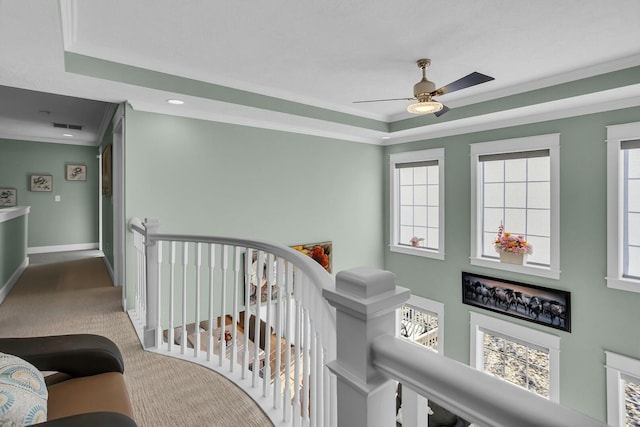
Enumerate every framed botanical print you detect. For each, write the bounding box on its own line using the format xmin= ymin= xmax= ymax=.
xmin=0 ymin=188 xmax=17 ymax=207
xmin=30 ymin=175 xmax=52 ymax=192
xmin=66 ymin=164 xmax=87 ymax=181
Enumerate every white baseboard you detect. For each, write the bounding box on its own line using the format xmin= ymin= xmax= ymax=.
xmin=27 ymin=242 xmax=99 ymax=254
xmin=0 ymin=257 xmax=29 ymax=305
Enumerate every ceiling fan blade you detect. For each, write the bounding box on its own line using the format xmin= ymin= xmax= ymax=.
xmin=432 ymin=72 xmax=494 ymax=97
xmin=353 ymin=97 xmax=415 ymax=104
xmin=434 ymin=105 xmax=450 ymax=117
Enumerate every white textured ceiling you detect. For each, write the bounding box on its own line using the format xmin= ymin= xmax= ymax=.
xmin=1 ymin=0 xmax=640 ymax=145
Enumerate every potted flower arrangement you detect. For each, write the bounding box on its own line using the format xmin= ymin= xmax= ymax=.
xmin=409 ymin=236 xmax=424 ymax=247
xmin=494 ymin=224 xmax=532 ymax=265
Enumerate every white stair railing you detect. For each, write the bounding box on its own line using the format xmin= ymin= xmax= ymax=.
xmin=129 ymin=218 xmax=336 ymax=426
xmin=130 ymin=218 xmax=606 ymax=427
xmin=323 ymin=267 xmax=607 ymax=427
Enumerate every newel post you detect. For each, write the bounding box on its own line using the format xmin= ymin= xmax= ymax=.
xmin=323 ymin=267 xmax=410 ymax=427
xmin=143 ymin=217 xmax=160 ymax=348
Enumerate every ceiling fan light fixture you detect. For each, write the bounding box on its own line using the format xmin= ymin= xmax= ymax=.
xmin=407 ymin=100 xmax=443 ymax=115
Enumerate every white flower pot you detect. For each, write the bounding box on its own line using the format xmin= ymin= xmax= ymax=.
xmin=499 ymin=252 xmax=526 ymax=265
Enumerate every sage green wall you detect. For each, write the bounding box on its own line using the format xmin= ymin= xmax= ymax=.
xmin=123 ymin=109 xmax=384 ymax=308
xmin=0 ymin=138 xmax=99 ymax=248
xmin=383 ymin=106 xmax=640 ymax=422
xmin=0 ymin=214 xmax=27 ymax=291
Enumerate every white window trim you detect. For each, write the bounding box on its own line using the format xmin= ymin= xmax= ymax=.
xmin=398 ymin=294 xmax=445 ymax=354
xmin=606 ymin=122 xmax=640 ymax=292
xmin=469 ymin=134 xmax=561 ymax=280
xmin=469 ymin=311 xmax=561 ymax=402
xmin=605 ymin=351 xmax=640 ymax=426
xmin=389 ymin=148 xmax=445 ymax=260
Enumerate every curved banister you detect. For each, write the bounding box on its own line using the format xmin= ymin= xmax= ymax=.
xmin=147 ymin=231 xmax=337 ymax=353
xmin=127 ymin=218 xmax=337 ymax=426
xmin=150 ymin=232 xmax=335 ymax=301
xmin=128 ymin=217 xmax=145 ymax=234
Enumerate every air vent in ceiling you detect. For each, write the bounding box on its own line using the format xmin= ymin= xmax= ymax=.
xmin=52 ymin=122 xmax=83 ymax=130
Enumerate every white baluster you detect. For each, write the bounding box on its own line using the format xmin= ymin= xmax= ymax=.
xmin=207 ymin=244 xmax=216 ymax=361
xmin=194 ymin=242 xmax=202 ymax=358
xmin=293 ymin=279 xmax=302 ymax=427
xmin=283 ymin=261 xmax=293 ymax=423
xmin=168 ymin=241 xmax=176 ymax=352
xmin=155 ymin=241 xmax=163 ymax=349
xmin=302 ymin=307 xmax=310 ymax=422
xmin=181 ymin=241 xmax=189 ymax=355
xmin=219 ymin=245 xmax=228 ymax=368
xmin=310 ymin=324 xmax=317 ymax=427
xmin=263 ymin=253 xmax=274 ymax=397
xmin=253 ymin=250 xmax=264 ymax=388
xmin=136 ymin=235 xmax=142 ymax=321
xmin=273 ymin=257 xmax=284 ymax=409
xmin=231 ymin=246 xmax=241 ymax=373
xmin=243 ymin=248 xmax=253 ymax=380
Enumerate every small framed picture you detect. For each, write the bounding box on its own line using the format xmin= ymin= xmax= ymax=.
xmin=30 ymin=175 xmax=53 ymax=192
xmin=66 ymin=164 xmax=87 ymax=181
xmin=0 ymin=188 xmax=17 ymax=207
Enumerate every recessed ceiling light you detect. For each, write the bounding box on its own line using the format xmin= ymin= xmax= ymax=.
xmin=63 ymin=133 xmax=73 ymax=137
xmin=381 ymin=136 xmax=391 ymax=140
xmin=166 ymin=99 xmax=184 ymax=105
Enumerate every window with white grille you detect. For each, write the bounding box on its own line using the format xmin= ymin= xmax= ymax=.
xmin=623 ymin=145 xmax=640 ymax=279
xmin=606 ymin=351 xmax=640 ymax=426
xmin=470 ymin=312 xmax=560 ymax=402
xmin=607 ymin=122 xmax=640 ymax=292
xmin=624 ymin=376 xmax=640 ymax=426
xmin=482 ymin=330 xmax=550 ymax=398
xmin=390 ymin=148 xmax=445 ymax=260
xmin=398 ymin=295 xmax=443 ymax=353
xmin=400 ymin=305 xmax=439 ymax=352
xmin=470 ymin=134 xmax=560 ymax=279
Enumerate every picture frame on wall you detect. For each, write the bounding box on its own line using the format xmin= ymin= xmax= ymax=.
xmin=244 ymin=241 xmax=333 ymax=305
xmin=462 ymin=271 xmax=571 ymax=332
xmin=102 ymin=145 xmax=112 ymax=196
xmin=0 ymin=188 xmax=17 ymax=207
xmin=66 ymin=164 xmax=87 ymax=181
xmin=30 ymin=175 xmax=53 ymax=192
xmin=291 ymin=241 xmax=332 ymax=273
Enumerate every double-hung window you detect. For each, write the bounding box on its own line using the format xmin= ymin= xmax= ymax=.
xmin=390 ymin=148 xmax=445 ymax=260
xmin=470 ymin=134 xmax=560 ymax=279
xmin=607 ymin=122 xmax=640 ymax=292
xmin=606 ymin=351 xmax=640 ymax=426
xmin=470 ymin=312 xmax=560 ymax=402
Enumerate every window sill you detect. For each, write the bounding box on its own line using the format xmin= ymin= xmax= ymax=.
xmin=469 ymin=257 xmax=560 ymax=280
xmin=606 ymin=277 xmax=640 ymax=293
xmin=390 ymin=245 xmax=445 ymax=260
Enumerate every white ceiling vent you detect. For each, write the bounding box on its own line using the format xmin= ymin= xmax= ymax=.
xmin=53 ymin=122 xmax=83 ymax=130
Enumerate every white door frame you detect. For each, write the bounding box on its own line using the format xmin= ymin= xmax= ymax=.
xmin=112 ymin=104 xmax=126 ymax=308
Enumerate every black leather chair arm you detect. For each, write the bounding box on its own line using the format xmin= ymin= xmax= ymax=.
xmin=0 ymin=334 xmax=125 ymax=377
xmin=39 ymin=412 xmax=137 ymax=427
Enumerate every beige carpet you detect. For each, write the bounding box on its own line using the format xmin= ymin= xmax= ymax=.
xmin=0 ymin=256 xmax=273 ymax=427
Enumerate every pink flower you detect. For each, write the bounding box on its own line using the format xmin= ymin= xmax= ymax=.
xmin=494 ymin=224 xmax=533 ymax=255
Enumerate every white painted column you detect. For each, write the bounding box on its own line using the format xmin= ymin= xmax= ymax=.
xmin=323 ymin=267 xmax=410 ymax=427
xmin=402 ymin=388 xmax=428 ymax=427
xmin=143 ymin=217 xmax=161 ymax=348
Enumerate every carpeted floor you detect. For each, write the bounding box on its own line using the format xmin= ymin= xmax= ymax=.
xmin=0 ymin=255 xmax=273 ymax=427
